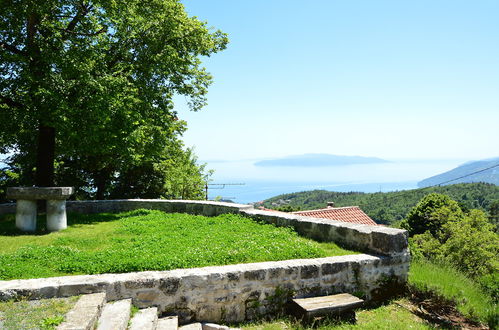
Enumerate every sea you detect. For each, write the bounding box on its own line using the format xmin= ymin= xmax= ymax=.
xmin=205 ymin=158 xmax=467 ymax=204
xmin=1 ymin=157 xmax=468 ymax=204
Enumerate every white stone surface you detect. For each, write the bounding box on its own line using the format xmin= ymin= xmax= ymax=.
xmin=46 ymin=199 xmax=67 ymax=231
xmin=129 ymin=307 xmax=158 ymax=330
xmin=15 ymin=199 xmax=37 ymax=232
xmin=96 ymin=299 xmax=131 ymax=330
xmin=180 ymin=323 xmax=203 ymax=330
xmin=157 ymin=316 xmax=178 ymax=330
xmin=57 ymin=292 xmax=106 ymax=330
xmin=202 ymin=322 xmax=230 ymax=330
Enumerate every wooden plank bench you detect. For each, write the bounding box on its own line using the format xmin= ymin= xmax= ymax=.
xmin=288 ymin=293 xmax=364 ymax=321
xmin=6 ymin=187 xmax=74 ymax=232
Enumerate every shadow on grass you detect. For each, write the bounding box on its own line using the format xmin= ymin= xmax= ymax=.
xmin=0 ymin=211 xmax=134 ymax=236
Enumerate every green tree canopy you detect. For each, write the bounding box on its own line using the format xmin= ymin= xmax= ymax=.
xmin=402 ymin=193 xmax=464 ymax=236
xmin=0 ymin=0 xmax=227 ymax=195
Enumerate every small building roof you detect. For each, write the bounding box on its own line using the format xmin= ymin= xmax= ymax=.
xmin=292 ymin=206 xmax=378 ymax=226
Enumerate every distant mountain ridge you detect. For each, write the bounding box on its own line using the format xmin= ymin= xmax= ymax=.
xmin=418 ymin=157 xmax=499 ymax=187
xmin=254 ymin=154 xmax=388 ymax=167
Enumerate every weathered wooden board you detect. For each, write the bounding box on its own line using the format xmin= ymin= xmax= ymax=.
xmin=290 ymin=293 xmax=364 ymax=318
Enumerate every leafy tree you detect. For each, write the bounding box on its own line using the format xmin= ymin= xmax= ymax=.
xmin=411 ymin=208 xmax=498 ymax=279
xmin=489 ymin=200 xmax=499 ymax=232
xmin=275 ymin=205 xmax=301 ymax=212
xmin=0 ymin=0 xmax=227 ymax=189
xmin=400 ymin=193 xmax=463 ymax=236
xmin=109 ymin=144 xmax=211 ymax=200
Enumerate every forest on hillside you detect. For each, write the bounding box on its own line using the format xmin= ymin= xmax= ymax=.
xmin=262 ymin=182 xmax=499 ymax=225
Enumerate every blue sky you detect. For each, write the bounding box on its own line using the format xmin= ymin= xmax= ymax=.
xmin=176 ymin=0 xmax=499 ymax=162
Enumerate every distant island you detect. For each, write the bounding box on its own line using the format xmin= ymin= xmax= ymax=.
xmin=418 ymin=157 xmax=499 ymax=187
xmin=254 ymin=153 xmax=389 ymax=167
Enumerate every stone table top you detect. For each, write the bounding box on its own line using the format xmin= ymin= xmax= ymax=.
xmin=6 ymin=187 xmax=74 ymax=200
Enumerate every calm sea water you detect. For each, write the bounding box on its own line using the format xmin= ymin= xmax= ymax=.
xmin=206 ymin=158 xmax=467 ymax=203
xmin=1 ymin=158 xmax=467 ymax=204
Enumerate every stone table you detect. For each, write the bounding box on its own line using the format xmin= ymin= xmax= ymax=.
xmin=6 ymin=187 xmax=74 ymax=232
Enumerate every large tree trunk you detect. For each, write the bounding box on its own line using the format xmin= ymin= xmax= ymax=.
xmin=95 ymin=169 xmax=111 ymax=200
xmin=35 ymin=125 xmax=56 ymax=187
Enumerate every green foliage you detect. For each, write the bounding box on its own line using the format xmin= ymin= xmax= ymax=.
xmin=275 ymin=205 xmax=301 ymax=212
xmin=489 ymin=199 xmax=499 ymax=232
xmin=407 ymin=196 xmax=498 ymax=279
xmin=262 ymin=183 xmax=499 ymax=225
xmin=405 ymin=193 xmax=499 ymax=310
xmin=0 ymin=210 xmax=355 ymax=280
xmin=408 ymin=259 xmax=497 ymax=327
xmin=402 ymin=193 xmax=464 ymax=236
xmin=0 ymin=0 xmax=227 ymax=197
xmin=40 ymin=315 xmax=65 ymax=330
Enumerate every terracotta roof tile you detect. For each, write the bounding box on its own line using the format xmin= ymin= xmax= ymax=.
xmin=292 ymin=206 xmax=378 ymax=226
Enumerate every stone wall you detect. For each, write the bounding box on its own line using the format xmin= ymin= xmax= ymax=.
xmin=0 ymin=199 xmax=410 ymax=322
xmin=0 ymin=254 xmax=408 ymax=323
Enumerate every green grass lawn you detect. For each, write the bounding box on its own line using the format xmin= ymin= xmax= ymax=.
xmin=0 ymin=209 xmax=356 ymax=280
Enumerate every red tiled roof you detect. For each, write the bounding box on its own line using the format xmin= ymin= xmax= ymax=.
xmin=292 ymin=206 xmax=378 ymax=226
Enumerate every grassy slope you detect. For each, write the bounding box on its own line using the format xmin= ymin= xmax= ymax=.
xmin=262 ymin=183 xmax=499 ymax=224
xmin=0 ymin=209 xmax=355 ymax=280
xmin=408 ymin=259 xmax=497 ymax=327
xmin=241 ymin=299 xmax=433 ymax=330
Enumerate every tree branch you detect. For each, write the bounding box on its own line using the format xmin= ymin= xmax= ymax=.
xmin=0 ymin=42 xmax=27 ymax=56
xmin=60 ymin=26 xmax=107 ymax=37
xmin=64 ymin=3 xmax=93 ymax=35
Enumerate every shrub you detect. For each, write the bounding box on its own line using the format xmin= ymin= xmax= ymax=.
xmin=402 ymin=193 xmax=464 ymax=236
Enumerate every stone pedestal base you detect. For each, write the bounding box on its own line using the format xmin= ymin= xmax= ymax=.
xmin=15 ymin=200 xmax=37 ymax=232
xmin=46 ymin=200 xmax=68 ymax=231
xmin=7 ymin=187 xmax=74 ymax=232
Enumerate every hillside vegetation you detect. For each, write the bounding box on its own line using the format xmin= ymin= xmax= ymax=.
xmin=262 ymin=182 xmax=499 ymax=225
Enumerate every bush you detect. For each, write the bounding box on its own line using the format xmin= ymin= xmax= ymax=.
xmin=402 ymin=193 xmax=464 ymax=236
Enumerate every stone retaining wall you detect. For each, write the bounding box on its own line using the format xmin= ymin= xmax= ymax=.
xmin=0 ymin=254 xmax=408 ymax=323
xmin=0 ymin=199 xmax=410 ymax=322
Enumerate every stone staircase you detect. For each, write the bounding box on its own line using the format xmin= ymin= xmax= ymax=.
xmin=56 ymin=292 xmax=363 ymax=329
xmin=56 ymin=293 xmax=234 ymax=330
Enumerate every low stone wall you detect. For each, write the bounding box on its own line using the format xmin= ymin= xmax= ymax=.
xmin=0 ymin=199 xmax=410 ymax=322
xmin=0 ymin=254 xmax=409 ymax=323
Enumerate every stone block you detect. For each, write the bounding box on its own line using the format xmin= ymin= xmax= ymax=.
xmin=159 ymin=277 xmax=181 ymax=295
xmin=7 ymin=187 xmax=74 ymax=200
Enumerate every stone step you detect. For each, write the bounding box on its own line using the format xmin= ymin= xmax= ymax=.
xmin=129 ymin=307 xmax=158 ymax=330
xmin=179 ymin=323 xmax=202 ymax=330
xmin=96 ymin=298 xmax=132 ymax=330
xmin=156 ymin=315 xmax=179 ymax=330
xmin=57 ymin=292 xmax=106 ymax=330
xmin=288 ymin=293 xmax=364 ymax=319
xmin=201 ymin=323 xmax=230 ymax=330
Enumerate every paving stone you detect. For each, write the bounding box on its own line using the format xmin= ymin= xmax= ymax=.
xmin=156 ymin=316 xmax=178 ymax=330
xmin=202 ymin=322 xmax=229 ymax=330
xmin=57 ymin=292 xmax=106 ymax=330
xmin=129 ymin=307 xmax=158 ymax=330
xmin=179 ymin=322 xmax=203 ymax=330
xmin=96 ymin=299 xmax=131 ymax=330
